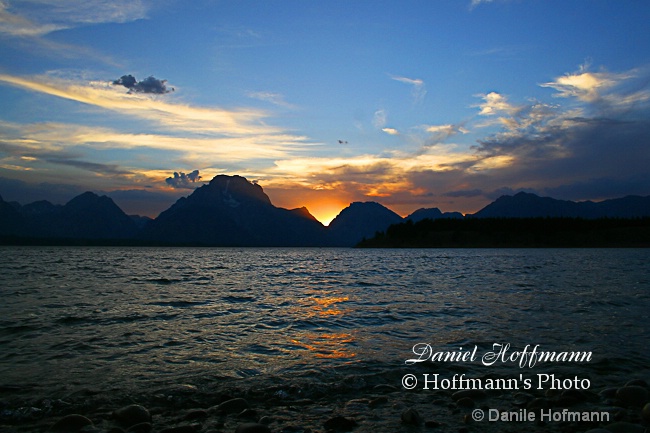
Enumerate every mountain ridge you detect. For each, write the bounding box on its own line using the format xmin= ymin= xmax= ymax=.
xmin=2 ymin=176 xmax=650 ymax=246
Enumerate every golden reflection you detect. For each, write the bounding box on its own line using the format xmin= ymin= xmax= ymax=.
xmin=311 ymin=296 xmax=349 ymax=316
xmin=291 ymin=333 xmax=356 ymax=359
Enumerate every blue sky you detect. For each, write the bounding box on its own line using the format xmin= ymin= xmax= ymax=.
xmin=1 ymin=0 xmax=649 ymax=224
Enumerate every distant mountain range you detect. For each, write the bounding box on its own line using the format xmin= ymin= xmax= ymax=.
xmin=1 ymin=175 xmax=649 ymax=246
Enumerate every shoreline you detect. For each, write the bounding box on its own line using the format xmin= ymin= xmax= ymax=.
xmin=2 ymin=365 xmax=648 ymax=433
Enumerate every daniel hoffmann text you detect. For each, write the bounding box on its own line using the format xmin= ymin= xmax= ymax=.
xmin=402 ymin=343 xmax=593 ymax=391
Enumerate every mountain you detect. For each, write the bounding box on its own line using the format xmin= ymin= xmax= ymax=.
xmin=0 ymin=194 xmax=26 ymax=237
xmin=140 ymin=175 xmax=328 ymax=246
xmin=0 ymin=192 xmax=138 ymax=240
xmin=328 ymin=201 xmax=403 ymax=246
xmin=471 ymin=192 xmax=650 ymax=218
xmin=3 ymin=180 xmax=650 ymax=246
xmin=406 ymin=207 xmax=463 ymax=222
xmin=50 ymin=192 xmax=139 ymax=239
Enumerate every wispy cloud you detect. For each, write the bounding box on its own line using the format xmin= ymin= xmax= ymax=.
xmin=247 ymin=91 xmax=296 ymax=109
xmin=0 ymin=0 xmax=149 ymax=36
xmin=0 ymin=73 xmax=315 ymax=187
xmin=266 ymin=64 xmax=650 ymax=214
xmin=0 ymin=1 xmax=64 ymax=36
xmin=0 ymin=74 xmax=306 ymax=138
xmin=469 ymin=0 xmax=495 ymax=9
xmin=0 ymin=1 xmax=148 ymax=63
xmin=540 ymin=66 xmax=646 ymax=107
xmin=389 ymin=74 xmax=427 ymax=103
xmin=372 ymin=109 xmax=387 ymax=129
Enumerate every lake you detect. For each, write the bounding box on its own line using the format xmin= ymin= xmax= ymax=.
xmin=1 ymin=247 xmax=649 ymax=431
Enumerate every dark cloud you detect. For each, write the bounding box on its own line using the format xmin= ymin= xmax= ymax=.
xmin=112 ymin=74 xmax=173 ymax=94
xmin=46 ymin=158 xmax=131 ymax=175
xmin=543 ymin=175 xmax=650 ymax=202
xmin=463 ymin=68 xmax=650 ymax=204
xmin=165 ymin=170 xmax=202 ymax=189
xmin=443 ymin=189 xmax=484 ymax=198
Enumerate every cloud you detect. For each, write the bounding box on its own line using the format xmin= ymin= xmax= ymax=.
xmin=0 ymin=0 xmax=149 ymax=37
xmin=0 ymin=1 xmax=64 ymax=36
xmin=372 ymin=109 xmax=387 ymax=129
xmin=247 ymin=91 xmax=295 ymax=108
xmin=45 ymin=157 xmax=132 ymax=175
xmin=0 ymin=120 xmax=312 ymax=165
xmin=390 ymin=74 xmax=427 ymax=103
xmin=266 ymin=64 xmax=650 ymax=215
xmin=165 ymin=170 xmax=202 ymax=189
xmin=465 ymin=65 xmax=650 ymax=202
xmin=113 ymin=74 xmax=172 ymax=94
xmin=424 ymin=124 xmax=458 ymax=142
xmin=0 ymin=74 xmax=309 ymax=139
xmin=444 ymin=189 xmax=484 ymax=198
xmin=382 ymin=128 xmax=399 ymax=135
xmin=475 ymin=91 xmax=517 ymax=116
xmin=541 ymin=71 xmax=621 ymax=103
xmin=469 ymin=0 xmax=495 ymax=9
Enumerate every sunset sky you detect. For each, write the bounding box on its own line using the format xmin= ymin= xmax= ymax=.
xmin=1 ymin=0 xmax=649 ymax=225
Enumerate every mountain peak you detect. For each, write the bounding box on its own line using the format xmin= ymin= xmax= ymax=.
xmin=328 ymin=201 xmax=403 ymax=246
xmin=188 ymin=174 xmax=272 ymax=208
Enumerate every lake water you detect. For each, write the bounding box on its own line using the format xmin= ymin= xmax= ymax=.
xmin=1 ymin=247 xmax=649 ymax=398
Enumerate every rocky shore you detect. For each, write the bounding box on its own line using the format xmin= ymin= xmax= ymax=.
xmin=1 ymin=365 xmax=649 ymax=433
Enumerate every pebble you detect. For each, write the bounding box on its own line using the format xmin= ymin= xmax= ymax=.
xmin=324 ymin=415 xmax=358 ymax=431
xmin=455 ymin=397 xmax=474 ymax=408
xmin=400 ymin=407 xmax=422 ymax=425
xmin=238 ymin=408 xmax=259 ymax=419
xmin=625 ymin=379 xmax=648 ymax=388
xmin=615 ymin=386 xmax=649 ymax=407
xmin=50 ymin=414 xmax=94 ymax=432
xmin=183 ymin=409 xmax=208 ymax=421
xmin=126 ymin=422 xmax=152 ymax=433
xmin=368 ymin=396 xmax=388 ymax=407
xmin=211 ymin=397 xmax=249 ymax=415
xmin=234 ymin=423 xmax=272 ymax=433
xmin=259 ymin=415 xmax=273 ymax=424
xmin=599 ymin=388 xmax=618 ymax=399
xmin=113 ymin=405 xmax=151 ymax=428
xmin=159 ymin=426 xmax=198 ymax=433
xmin=451 ymin=389 xmax=487 ymax=401
xmin=643 ymin=402 xmax=650 ymax=422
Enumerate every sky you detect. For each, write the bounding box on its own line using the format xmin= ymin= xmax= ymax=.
xmin=1 ymin=0 xmax=649 ymax=225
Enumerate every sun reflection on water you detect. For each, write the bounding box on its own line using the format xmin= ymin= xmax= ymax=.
xmin=291 ymin=332 xmax=356 ymax=359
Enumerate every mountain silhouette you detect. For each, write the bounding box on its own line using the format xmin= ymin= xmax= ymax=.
xmin=2 ymin=179 xmax=650 ymax=246
xmin=471 ymin=191 xmax=650 ymax=218
xmin=328 ymin=201 xmax=403 ymax=246
xmin=0 ymin=191 xmax=138 ymax=240
xmin=406 ymin=207 xmax=463 ymax=222
xmin=140 ymin=175 xmax=328 ymax=246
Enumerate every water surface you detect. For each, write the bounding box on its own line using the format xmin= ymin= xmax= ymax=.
xmin=1 ymin=247 xmax=648 ymax=395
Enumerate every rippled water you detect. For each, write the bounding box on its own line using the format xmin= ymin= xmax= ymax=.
xmin=1 ymin=247 xmax=649 ymax=395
